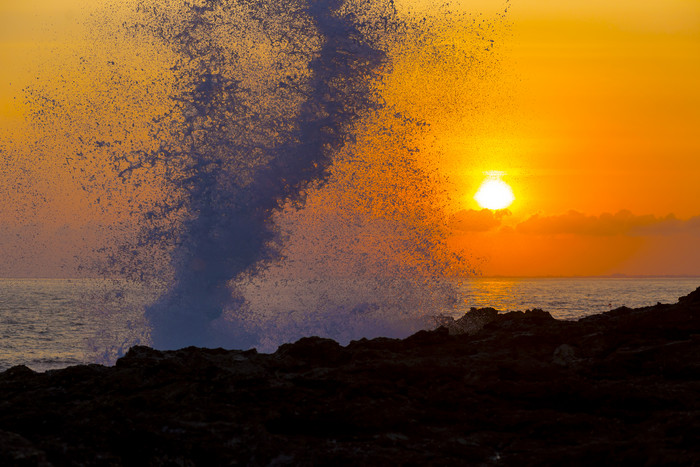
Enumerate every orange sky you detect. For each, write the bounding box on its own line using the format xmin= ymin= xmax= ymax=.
xmin=1 ymin=0 xmax=699 ymax=277
xmin=430 ymin=0 xmax=700 ymax=276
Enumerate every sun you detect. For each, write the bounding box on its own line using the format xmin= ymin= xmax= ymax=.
xmin=474 ymin=172 xmax=515 ymax=210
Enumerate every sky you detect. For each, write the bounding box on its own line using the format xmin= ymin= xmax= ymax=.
xmin=1 ymin=0 xmax=699 ymax=277
xmin=432 ymin=0 xmax=700 ymax=276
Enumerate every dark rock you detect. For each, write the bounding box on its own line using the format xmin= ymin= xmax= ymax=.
xmin=679 ymin=286 xmax=700 ymax=304
xmin=0 ymin=366 xmax=36 ymax=382
xmin=0 ymin=290 xmax=699 ymax=465
xmin=275 ymin=336 xmax=344 ymax=365
xmin=444 ymin=306 xmax=498 ymax=335
xmin=0 ymin=430 xmax=51 ymax=467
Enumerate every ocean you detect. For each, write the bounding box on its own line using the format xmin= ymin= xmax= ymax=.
xmin=0 ymin=277 xmax=697 ymax=372
xmin=452 ymin=277 xmax=700 ymax=320
xmin=0 ymin=279 xmax=156 ymax=372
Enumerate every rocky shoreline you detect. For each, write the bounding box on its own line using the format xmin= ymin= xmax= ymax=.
xmin=1 ymin=288 xmax=699 ymax=466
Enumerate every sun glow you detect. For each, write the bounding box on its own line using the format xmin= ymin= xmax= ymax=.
xmin=474 ymin=172 xmax=515 ymax=210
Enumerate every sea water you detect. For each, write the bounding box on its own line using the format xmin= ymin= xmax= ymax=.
xmin=0 ymin=277 xmax=696 ymax=372
xmin=0 ymin=279 xmax=157 ymax=372
xmin=452 ymin=277 xmax=700 ymax=320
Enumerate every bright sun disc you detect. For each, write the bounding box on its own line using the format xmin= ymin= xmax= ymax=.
xmin=474 ymin=176 xmax=515 ymax=210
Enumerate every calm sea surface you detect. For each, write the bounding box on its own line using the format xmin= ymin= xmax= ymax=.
xmin=0 ymin=279 xmax=155 ymax=372
xmin=0 ymin=277 xmax=697 ymax=372
xmin=453 ymin=277 xmax=699 ymax=320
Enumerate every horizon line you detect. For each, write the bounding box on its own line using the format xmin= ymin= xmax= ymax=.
xmin=1 ymin=274 xmax=700 ymax=281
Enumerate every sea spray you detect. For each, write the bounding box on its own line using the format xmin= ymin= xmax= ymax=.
xmin=114 ymin=0 xmax=395 ymax=349
xmin=19 ymin=0 xmax=506 ymax=354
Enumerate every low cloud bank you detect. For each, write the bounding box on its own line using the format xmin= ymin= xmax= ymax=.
xmin=517 ymin=210 xmax=700 ymax=236
xmin=450 ymin=209 xmax=700 ymax=236
xmin=449 ymin=209 xmax=511 ymax=232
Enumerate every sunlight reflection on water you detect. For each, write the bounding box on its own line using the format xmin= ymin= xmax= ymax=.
xmin=452 ymin=277 xmax=699 ymax=320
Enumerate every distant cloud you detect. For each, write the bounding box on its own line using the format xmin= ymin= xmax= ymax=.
xmin=449 ymin=209 xmax=510 ymax=232
xmin=516 ymin=210 xmax=700 ymax=236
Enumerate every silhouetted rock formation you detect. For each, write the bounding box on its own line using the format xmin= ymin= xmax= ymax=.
xmin=1 ymin=288 xmax=700 ymax=465
xmin=440 ymin=306 xmax=499 ymax=334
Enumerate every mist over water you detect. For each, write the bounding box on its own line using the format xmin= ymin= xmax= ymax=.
xmin=16 ymin=0 xmax=506 ymax=352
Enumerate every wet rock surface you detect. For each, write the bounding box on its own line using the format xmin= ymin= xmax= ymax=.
xmin=1 ymin=288 xmax=700 ymax=466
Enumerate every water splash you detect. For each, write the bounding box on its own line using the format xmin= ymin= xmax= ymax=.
xmin=17 ymin=0 xmax=507 ymax=352
xmin=114 ymin=0 xmax=396 ymax=349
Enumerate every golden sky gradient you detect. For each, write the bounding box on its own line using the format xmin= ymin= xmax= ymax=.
xmin=1 ymin=0 xmax=699 ymax=277
xmin=423 ymin=0 xmax=700 ymax=276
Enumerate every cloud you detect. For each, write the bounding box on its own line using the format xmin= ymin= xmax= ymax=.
xmin=449 ymin=209 xmax=510 ymax=232
xmin=516 ymin=210 xmax=700 ymax=236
